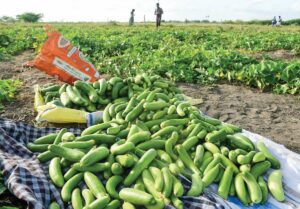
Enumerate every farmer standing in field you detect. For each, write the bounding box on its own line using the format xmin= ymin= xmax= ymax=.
xmin=155 ymin=3 xmax=163 ymax=27
xmin=129 ymin=9 xmax=135 ymax=26
xmin=272 ymin=16 xmax=277 ymax=26
xmin=278 ymin=16 xmax=282 ymax=26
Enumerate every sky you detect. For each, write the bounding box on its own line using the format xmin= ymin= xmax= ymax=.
xmin=1 ymin=0 xmax=299 ymax=22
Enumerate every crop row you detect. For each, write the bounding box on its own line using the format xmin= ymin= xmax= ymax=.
xmin=1 ymin=24 xmax=300 ymax=94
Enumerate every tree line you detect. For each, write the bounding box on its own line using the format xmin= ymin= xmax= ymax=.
xmin=0 ymin=13 xmax=43 ymax=23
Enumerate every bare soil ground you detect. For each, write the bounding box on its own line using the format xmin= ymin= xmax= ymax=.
xmin=243 ymin=49 xmax=300 ymax=61
xmin=0 ymin=50 xmax=61 ymax=126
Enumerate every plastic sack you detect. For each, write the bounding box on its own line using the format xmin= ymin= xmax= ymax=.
xmin=34 ymin=85 xmax=102 ymax=125
xmin=27 ymin=25 xmax=100 ymax=84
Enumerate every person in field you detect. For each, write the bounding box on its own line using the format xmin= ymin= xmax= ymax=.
xmin=272 ymin=16 xmax=277 ymax=26
xmin=129 ymin=9 xmax=135 ymax=26
xmin=154 ymin=3 xmax=163 ymax=27
xmin=277 ymin=16 xmax=282 ymax=26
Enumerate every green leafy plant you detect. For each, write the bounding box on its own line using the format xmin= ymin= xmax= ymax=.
xmin=0 ymin=79 xmax=22 ymax=110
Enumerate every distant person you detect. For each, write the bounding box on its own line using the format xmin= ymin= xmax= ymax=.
xmin=129 ymin=9 xmax=135 ymax=26
xmin=272 ymin=16 xmax=277 ymax=26
xmin=154 ymin=3 xmax=163 ymax=27
xmin=277 ymin=16 xmax=282 ymax=26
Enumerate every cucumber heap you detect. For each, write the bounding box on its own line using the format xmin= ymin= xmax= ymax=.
xmin=30 ymin=75 xmax=285 ymax=209
xmin=40 ymin=74 xmax=180 ymax=112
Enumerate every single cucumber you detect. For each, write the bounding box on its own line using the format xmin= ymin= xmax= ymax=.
xmin=202 ymin=164 xmax=220 ymax=187
xmin=84 ymin=171 xmax=107 ymax=199
xmin=227 ymin=134 xmax=254 ymax=152
xmin=80 ymin=146 xmax=109 ymax=167
xmin=161 ymin=167 xmax=173 ymax=197
xmin=124 ymin=149 xmax=157 ymax=186
xmin=98 ymin=79 xmax=107 ymax=95
xmin=61 ymin=173 xmax=83 ymax=202
xmin=34 ymin=133 xmax=57 ymax=144
xmin=71 ymin=188 xmax=83 ymax=209
xmin=37 ymin=150 xmax=56 ymax=163
xmin=127 ymin=131 xmax=151 ymax=145
xmin=143 ymin=101 xmax=169 ymax=111
xmin=49 ymin=157 xmax=64 ymax=187
xmin=250 ymin=161 xmax=271 ymax=179
xmin=27 ymin=143 xmax=49 ymax=152
xmin=152 ymin=126 xmax=177 ymax=138
xmin=137 ymin=140 xmax=166 ymax=150
xmin=64 ymin=167 xmax=78 ymax=181
xmin=165 ymin=131 xmax=179 ymax=160
xmin=235 ymin=173 xmax=250 ymax=206
xmin=106 ymin=175 xmax=123 ymax=199
xmin=258 ymin=176 xmax=269 ymax=204
xmin=182 ymin=136 xmax=199 ymax=151
xmin=218 ymin=166 xmax=234 ymax=199
xmin=111 ymin=142 xmax=135 ymax=155
xmin=242 ymin=171 xmax=262 ymax=204
xmin=268 ymin=170 xmax=285 ymax=202
xmin=160 ymin=118 xmax=190 ymax=128
xmin=252 ymin=152 xmax=266 ymax=163
xmin=119 ymin=188 xmax=156 ymax=205
xmin=203 ymin=142 xmax=221 ymax=154
xmin=73 ymin=162 xmax=109 ymax=172
xmin=194 ymin=145 xmax=205 ymax=167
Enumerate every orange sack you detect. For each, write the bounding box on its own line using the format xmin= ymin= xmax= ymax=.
xmin=27 ymin=25 xmax=100 ymax=84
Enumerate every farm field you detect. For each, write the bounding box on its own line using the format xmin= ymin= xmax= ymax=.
xmin=1 ymin=23 xmax=300 ymax=94
xmin=0 ymin=23 xmax=300 ymax=208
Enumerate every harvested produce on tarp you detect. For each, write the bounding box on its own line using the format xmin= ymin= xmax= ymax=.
xmin=27 ymin=75 xmax=284 ymax=208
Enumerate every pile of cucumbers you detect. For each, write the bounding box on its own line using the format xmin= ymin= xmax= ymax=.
xmin=29 ymin=76 xmax=285 ymax=209
xmin=40 ymin=74 xmax=180 ymax=112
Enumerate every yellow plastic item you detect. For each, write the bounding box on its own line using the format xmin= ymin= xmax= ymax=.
xmin=36 ymin=104 xmax=87 ymax=123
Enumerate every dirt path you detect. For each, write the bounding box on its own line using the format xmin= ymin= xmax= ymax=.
xmin=179 ymin=83 xmax=300 ymax=153
xmin=0 ymin=50 xmax=61 ymax=125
